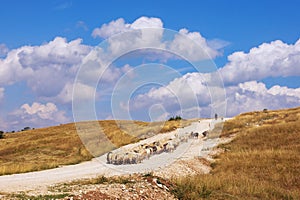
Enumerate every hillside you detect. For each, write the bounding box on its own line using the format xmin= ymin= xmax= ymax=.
xmin=0 ymin=119 xmax=193 ymax=175
xmin=0 ymin=107 xmax=299 ymax=200
xmin=173 ymin=107 xmax=300 ymax=199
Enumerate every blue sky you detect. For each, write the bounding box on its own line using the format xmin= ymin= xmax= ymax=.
xmin=0 ymin=0 xmax=299 ymax=131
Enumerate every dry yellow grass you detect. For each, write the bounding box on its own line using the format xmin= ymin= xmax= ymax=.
xmin=172 ymin=107 xmax=300 ymax=199
xmin=0 ymin=119 xmax=192 ymax=175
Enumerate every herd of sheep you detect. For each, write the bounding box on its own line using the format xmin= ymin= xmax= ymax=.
xmin=107 ymin=131 xmax=203 ymax=165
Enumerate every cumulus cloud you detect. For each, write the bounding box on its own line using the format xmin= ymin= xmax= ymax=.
xmin=1 ymin=16 xmax=299 ymax=130
xmin=0 ymin=49 xmax=32 ymax=85
xmin=92 ymin=17 xmax=163 ymax=38
xmin=130 ymin=71 xmax=300 ymax=118
xmin=92 ymin=18 xmax=130 ymax=38
xmin=21 ymin=102 xmax=59 ymax=120
xmin=0 ymin=37 xmax=91 ymax=130
xmin=268 ymin=85 xmax=300 ymax=99
xmin=92 ymin=16 xmax=220 ymax=61
xmin=220 ymin=39 xmax=300 ymax=84
xmin=18 ymin=37 xmax=89 ymax=71
xmin=225 ymin=81 xmax=300 ymax=116
xmin=8 ymin=102 xmax=69 ymax=130
xmin=130 ymin=72 xmax=218 ymax=119
xmin=0 ymin=37 xmax=91 ymax=98
xmin=169 ymin=28 xmax=220 ymax=60
xmin=57 ymin=82 xmax=96 ymax=103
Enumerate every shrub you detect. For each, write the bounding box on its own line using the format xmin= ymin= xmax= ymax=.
xmin=0 ymin=131 xmax=3 ymax=139
xmin=168 ymin=115 xmax=182 ymax=121
xmin=22 ymin=127 xmax=31 ymax=131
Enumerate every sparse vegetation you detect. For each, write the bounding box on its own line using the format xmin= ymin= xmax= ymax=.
xmin=1 ymin=107 xmax=299 ymax=199
xmin=46 ymin=173 xmax=174 ymax=199
xmin=21 ymin=127 xmax=31 ymax=131
xmin=60 ymin=175 xmax=136 ymax=188
xmin=10 ymin=193 xmax=69 ymax=200
xmin=168 ymin=115 xmax=182 ymax=121
xmin=172 ymin=107 xmax=300 ymax=199
xmin=0 ymin=119 xmax=194 ymax=175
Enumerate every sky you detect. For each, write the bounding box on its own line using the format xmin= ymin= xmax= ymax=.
xmin=0 ymin=0 xmax=299 ymax=131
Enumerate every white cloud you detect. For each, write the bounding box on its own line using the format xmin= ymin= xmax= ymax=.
xmin=21 ymin=102 xmax=58 ymax=120
xmin=238 ymin=81 xmax=267 ymax=94
xmin=133 ymin=72 xmax=216 ymax=108
xmin=8 ymin=102 xmax=69 ymax=130
xmin=0 ymin=48 xmax=33 ymax=85
xmin=99 ymin=64 xmax=135 ymax=84
xmin=92 ymin=18 xmax=130 ymax=38
xmin=0 ymin=37 xmax=91 ymax=98
xmin=57 ymin=82 xmax=96 ymax=103
xmin=268 ymin=85 xmax=300 ymax=99
xmin=225 ymin=81 xmax=300 ymax=116
xmin=92 ymin=17 xmax=163 ymax=38
xmin=130 ymin=71 xmax=300 ymax=118
xmin=18 ymin=37 xmax=89 ymax=71
xmin=130 ymin=72 xmax=214 ymax=118
xmin=130 ymin=16 xmax=163 ymax=29
xmin=220 ymin=39 xmax=300 ymax=84
xmin=0 ymin=17 xmax=298 ymax=130
xmin=91 ymin=16 xmax=220 ymax=61
xmin=104 ymin=19 xmax=165 ymax=58
xmin=169 ymin=28 xmax=220 ymax=60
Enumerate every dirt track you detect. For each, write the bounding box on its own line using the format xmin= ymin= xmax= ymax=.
xmin=0 ymin=119 xmax=225 ymax=193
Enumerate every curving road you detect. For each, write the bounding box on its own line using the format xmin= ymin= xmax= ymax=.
xmin=0 ymin=119 xmax=224 ymax=193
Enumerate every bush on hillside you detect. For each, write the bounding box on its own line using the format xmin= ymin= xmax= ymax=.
xmin=168 ymin=115 xmax=182 ymax=121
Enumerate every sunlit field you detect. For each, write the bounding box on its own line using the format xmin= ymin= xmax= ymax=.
xmin=0 ymin=119 xmax=194 ymax=175
xmin=172 ymin=107 xmax=300 ymax=199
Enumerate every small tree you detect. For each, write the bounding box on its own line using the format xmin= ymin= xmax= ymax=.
xmin=175 ymin=115 xmax=182 ymax=120
xmin=168 ymin=115 xmax=182 ymax=121
xmin=0 ymin=131 xmax=4 ymax=139
xmin=168 ymin=116 xmax=175 ymax=121
xmin=22 ymin=127 xmax=31 ymax=131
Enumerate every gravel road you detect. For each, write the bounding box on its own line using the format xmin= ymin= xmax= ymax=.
xmin=0 ymin=119 xmax=224 ymax=193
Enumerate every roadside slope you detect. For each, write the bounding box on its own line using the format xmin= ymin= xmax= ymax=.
xmin=0 ymin=120 xmax=190 ymax=175
xmin=0 ymin=119 xmax=217 ymax=193
xmin=172 ymin=107 xmax=300 ymax=199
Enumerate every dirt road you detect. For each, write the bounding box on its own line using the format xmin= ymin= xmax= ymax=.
xmin=0 ymin=119 xmax=224 ymax=193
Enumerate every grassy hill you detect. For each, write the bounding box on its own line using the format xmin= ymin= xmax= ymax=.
xmin=172 ymin=107 xmax=300 ymax=199
xmin=1 ymin=107 xmax=299 ymax=199
xmin=0 ymin=119 xmax=193 ymax=175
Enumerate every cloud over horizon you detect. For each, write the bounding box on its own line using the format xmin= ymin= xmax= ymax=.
xmin=0 ymin=16 xmax=299 ymax=130
xmin=220 ymin=39 xmax=300 ymax=85
xmin=128 ymin=37 xmax=300 ymax=120
xmin=6 ymin=102 xmax=69 ymax=130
